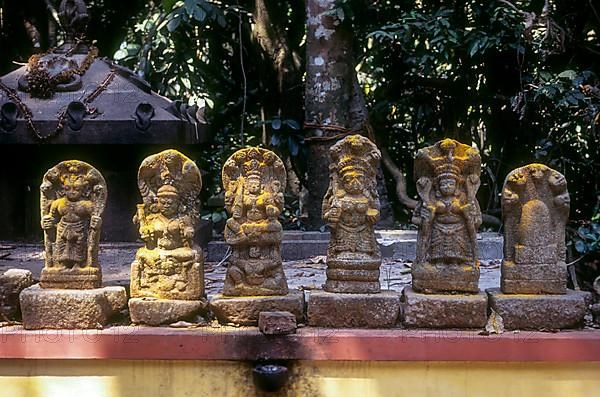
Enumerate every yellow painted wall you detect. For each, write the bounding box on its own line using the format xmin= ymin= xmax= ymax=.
xmin=0 ymin=360 xmax=599 ymax=397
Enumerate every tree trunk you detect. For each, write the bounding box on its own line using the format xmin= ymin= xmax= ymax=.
xmin=304 ymin=0 xmax=393 ymax=229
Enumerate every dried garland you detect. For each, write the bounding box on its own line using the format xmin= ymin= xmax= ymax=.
xmin=27 ymin=44 xmax=99 ymax=98
xmin=0 ymin=67 xmax=116 ymax=141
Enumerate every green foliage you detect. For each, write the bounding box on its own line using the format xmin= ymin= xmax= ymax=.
xmin=348 ymin=0 xmax=599 ymax=222
xmin=574 ymin=213 xmax=600 ymax=255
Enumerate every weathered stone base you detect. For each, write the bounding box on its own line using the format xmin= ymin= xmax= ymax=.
xmin=401 ymin=286 xmax=487 ymax=329
xmin=307 ymin=290 xmax=401 ymax=328
xmin=40 ymin=267 xmax=102 ymax=289
xmin=20 ymin=284 xmax=127 ymax=329
xmin=412 ymin=262 xmax=479 ymax=294
xmin=210 ymin=291 xmax=304 ymax=326
xmin=501 ymin=261 xmax=567 ymax=294
xmin=129 ymin=297 xmax=208 ymax=326
xmin=324 ymin=258 xmax=381 ymax=293
xmin=258 ymin=311 xmax=297 ymax=335
xmin=323 ymin=280 xmax=380 ymax=294
xmin=487 ymin=288 xmax=591 ymax=330
xmin=0 ymin=269 xmax=34 ymax=320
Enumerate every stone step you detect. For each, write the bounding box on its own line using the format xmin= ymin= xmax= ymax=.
xmin=207 ymin=231 xmax=503 ymax=262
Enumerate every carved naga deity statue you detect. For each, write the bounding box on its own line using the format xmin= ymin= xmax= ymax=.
xmin=501 ymin=164 xmax=570 ymax=294
xmin=412 ymin=139 xmax=482 ymax=294
xmin=222 ymin=147 xmax=288 ymax=296
xmin=322 ymin=135 xmax=382 ymax=294
xmin=40 ymin=160 xmax=106 ymax=289
xmin=130 ymin=150 xmax=204 ymax=300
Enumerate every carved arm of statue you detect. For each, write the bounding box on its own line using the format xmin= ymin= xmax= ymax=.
xmin=43 ymin=200 xmax=62 ymax=230
xmin=414 ymin=176 xmax=435 ymax=262
xmin=180 ymin=216 xmax=195 ymax=248
xmin=323 ymin=196 xmax=342 ymax=225
xmin=232 ymin=178 xmax=245 ymax=220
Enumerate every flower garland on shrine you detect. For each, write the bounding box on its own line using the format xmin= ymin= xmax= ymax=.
xmin=0 ymin=47 xmax=116 ymax=141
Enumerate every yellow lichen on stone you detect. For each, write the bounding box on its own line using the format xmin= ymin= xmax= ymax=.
xmin=221 ymin=147 xmax=288 ymax=296
xmin=412 ymin=138 xmax=482 ymax=294
xmin=40 ymin=160 xmax=106 ymax=289
xmin=130 ymin=149 xmax=204 ymax=301
xmin=322 ymin=134 xmax=382 ymax=294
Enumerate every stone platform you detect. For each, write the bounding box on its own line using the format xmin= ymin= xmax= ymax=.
xmin=487 ymin=288 xmax=591 ymax=330
xmin=20 ymin=284 xmax=127 ymax=329
xmin=401 ymin=286 xmax=488 ymax=329
xmin=129 ymin=297 xmax=208 ymax=326
xmin=307 ymin=290 xmax=401 ymax=328
xmin=210 ymin=291 xmax=305 ymax=326
xmin=207 ymin=231 xmax=503 ymax=262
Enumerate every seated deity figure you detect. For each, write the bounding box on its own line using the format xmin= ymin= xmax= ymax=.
xmin=130 ymin=150 xmax=204 ymax=301
xmin=40 ymin=160 xmax=106 ymax=289
xmin=412 ymin=139 xmax=482 ymax=294
xmin=322 ymin=135 xmax=382 ymax=294
xmin=222 ymin=147 xmax=288 ymax=296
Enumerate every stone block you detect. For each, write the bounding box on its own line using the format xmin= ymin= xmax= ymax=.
xmin=129 ymin=297 xmax=208 ymax=326
xmin=401 ymin=286 xmax=488 ymax=329
xmin=412 ymin=262 xmax=480 ymax=294
xmin=20 ymin=284 xmax=127 ymax=329
xmin=487 ymin=288 xmax=591 ymax=330
xmin=307 ymin=290 xmax=400 ymax=328
xmin=258 ymin=311 xmax=297 ymax=335
xmin=501 ymin=261 xmax=567 ymax=294
xmin=210 ymin=291 xmax=304 ymax=326
xmin=0 ymin=269 xmax=34 ymax=320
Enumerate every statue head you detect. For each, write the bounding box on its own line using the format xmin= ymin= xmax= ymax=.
xmin=245 ymin=173 xmax=262 ymax=195
xmin=437 ymin=175 xmax=458 ymax=197
xmin=157 ymin=184 xmax=179 ymax=217
xmin=341 ymin=168 xmax=365 ymax=195
xmin=63 ymin=175 xmax=86 ymax=202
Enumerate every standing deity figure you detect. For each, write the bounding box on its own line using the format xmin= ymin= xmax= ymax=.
xmin=222 ymin=147 xmax=288 ymax=296
xmin=412 ymin=139 xmax=482 ymax=294
xmin=40 ymin=160 xmax=106 ymax=289
xmin=130 ymin=150 xmax=204 ymax=300
xmin=322 ymin=135 xmax=382 ymax=294
xmin=501 ymin=164 xmax=570 ymax=294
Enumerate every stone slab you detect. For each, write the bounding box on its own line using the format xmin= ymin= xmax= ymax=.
xmin=209 ymin=291 xmax=305 ymax=326
xmin=307 ymin=290 xmax=401 ymax=328
xmin=487 ymin=288 xmax=591 ymax=330
xmin=129 ymin=297 xmax=208 ymax=326
xmin=258 ymin=311 xmax=297 ymax=335
xmin=401 ymin=286 xmax=488 ymax=329
xmin=0 ymin=269 xmax=34 ymax=320
xmin=20 ymin=284 xmax=127 ymax=329
xmin=411 ymin=262 xmax=480 ymax=294
xmin=501 ymin=262 xmax=567 ymax=294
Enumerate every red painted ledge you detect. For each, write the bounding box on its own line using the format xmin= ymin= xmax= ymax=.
xmin=1 ymin=326 xmax=600 ymax=362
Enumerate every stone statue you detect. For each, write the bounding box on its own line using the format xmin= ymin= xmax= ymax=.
xmin=322 ymin=134 xmax=382 ymax=293
xmin=130 ymin=150 xmax=204 ymax=301
xmin=222 ymin=147 xmax=288 ymax=296
xmin=501 ymin=163 xmax=570 ymax=294
xmin=412 ymin=138 xmax=482 ymax=293
xmin=58 ymin=0 xmax=90 ymax=40
xmin=40 ymin=160 xmax=106 ymax=289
